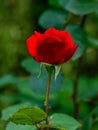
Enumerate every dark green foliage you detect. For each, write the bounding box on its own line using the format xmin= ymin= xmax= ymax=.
xmin=41 ymin=113 xmax=81 ymax=130
xmin=6 ymin=122 xmax=36 ymax=130
xmin=59 ymin=0 xmax=98 ymax=15
xmin=39 ymin=9 xmax=68 ymax=29
xmin=10 ymin=107 xmax=47 ymax=125
xmin=0 ymin=0 xmax=98 ymax=130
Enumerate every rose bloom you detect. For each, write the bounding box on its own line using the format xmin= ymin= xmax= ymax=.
xmin=26 ymin=28 xmax=77 ymax=65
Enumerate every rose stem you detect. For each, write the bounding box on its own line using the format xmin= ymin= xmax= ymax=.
xmin=45 ymin=73 xmax=51 ymax=128
xmin=73 ymin=15 xmax=87 ymax=119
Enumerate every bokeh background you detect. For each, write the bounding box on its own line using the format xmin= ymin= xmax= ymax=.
xmin=0 ymin=0 xmax=98 ymax=130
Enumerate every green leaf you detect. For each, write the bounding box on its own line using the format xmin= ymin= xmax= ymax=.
xmin=82 ymin=106 xmax=98 ymax=130
xmin=82 ymin=116 xmax=92 ymax=130
xmin=61 ymin=76 xmax=98 ymax=102
xmin=87 ymin=36 xmax=98 ymax=48
xmin=21 ymin=58 xmax=40 ymax=74
xmin=49 ymin=0 xmax=60 ymax=8
xmin=58 ymin=0 xmax=69 ymax=8
xmin=10 ymin=107 xmax=47 ymax=125
xmin=66 ymin=25 xmax=89 ymax=60
xmin=41 ymin=113 xmax=81 ymax=130
xmin=93 ymin=123 xmax=98 ymax=130
xmin=57 ymin=78 xmax=74 ymax=113
xmin=29 ymin=68 xmax=63 ymax=95
xmin=78 ymin=76 xmax=98 ymax=100
xmin=1 ymin=103 xmax=32 ymax=121
xmin=15 ymin=78 xmax=33 ymax=97
xmin=6 ymin=122 xmax=36 ymax=130
xmin=59 ymin=0 xmax=98 ymax=15
xmin=0 ymin=74 xmax=18 ymax=88
xmin=14 ymin=78 xmax=45 ymax=104
xmin=39 ymin=9 xmax=67 ymax=29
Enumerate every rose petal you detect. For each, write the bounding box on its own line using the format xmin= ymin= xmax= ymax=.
xmin=37 ymin=35 xmax=64 ymax=64
xmin=45 ymin=28 xmax=74 ymax=50
xmin=34 ymin=31 xmax=43 ymax=39
xmin=26 ymin=34 xmax=39 ymax=61
xmin=56 ymin=45 xmax=78 ymax=64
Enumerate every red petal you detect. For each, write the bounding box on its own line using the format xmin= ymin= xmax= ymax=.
xmin=34 ymin=31 xmax=43 ymax=39
xmin=45 ymin=28 xmax=74 ymax=49
xmin=44 ymin=28 xmax=57 ymax=35
xmin=56 ymin=45 xmax=78 ymax=64
xmin=26 ymin=34 xmax=39 ymax=62
xmin=26 ymin=28 xmax=77 ymax=65
xmin=37 ymin=35 xmax=64 ymax=64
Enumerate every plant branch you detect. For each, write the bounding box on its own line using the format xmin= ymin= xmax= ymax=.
xmin=73 ymin=15 xmax=87 ymax=119
xmin=73 ymin=57 xmax=82 ymax=119
xmin=44 ymin=74 xmax=51 ymax=127
xmin=62 ymin=13 xmax=72 ymax=30
xmin=80 ymin=15 xmax=87 ymax=28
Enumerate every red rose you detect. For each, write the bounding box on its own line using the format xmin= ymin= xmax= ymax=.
xmin=26 ymin=28 xmax=77 ymax=65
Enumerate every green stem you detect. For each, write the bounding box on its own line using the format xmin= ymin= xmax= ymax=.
xmin=44 ymin=74 xmax=51 ymax=127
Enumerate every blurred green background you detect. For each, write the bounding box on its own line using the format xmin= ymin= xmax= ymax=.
xmin=0 ymin=0 xmax=98 ymax=130
xmin=0 ymin=0 xmax=47 ymax=75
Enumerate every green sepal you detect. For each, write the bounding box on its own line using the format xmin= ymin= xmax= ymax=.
xmin=44 ymin=64 xmax=55 ymax=76
xmin=54 ymin=65 xmax=61 ymax=80
xmin=37 ymin=63 xmax=43 ymax=78
xmin=44 ymin=63 xmax=61 ymax=79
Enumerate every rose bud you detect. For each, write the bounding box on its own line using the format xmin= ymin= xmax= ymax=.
xmin=26 ymin=28 xmax=78 ymax=65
